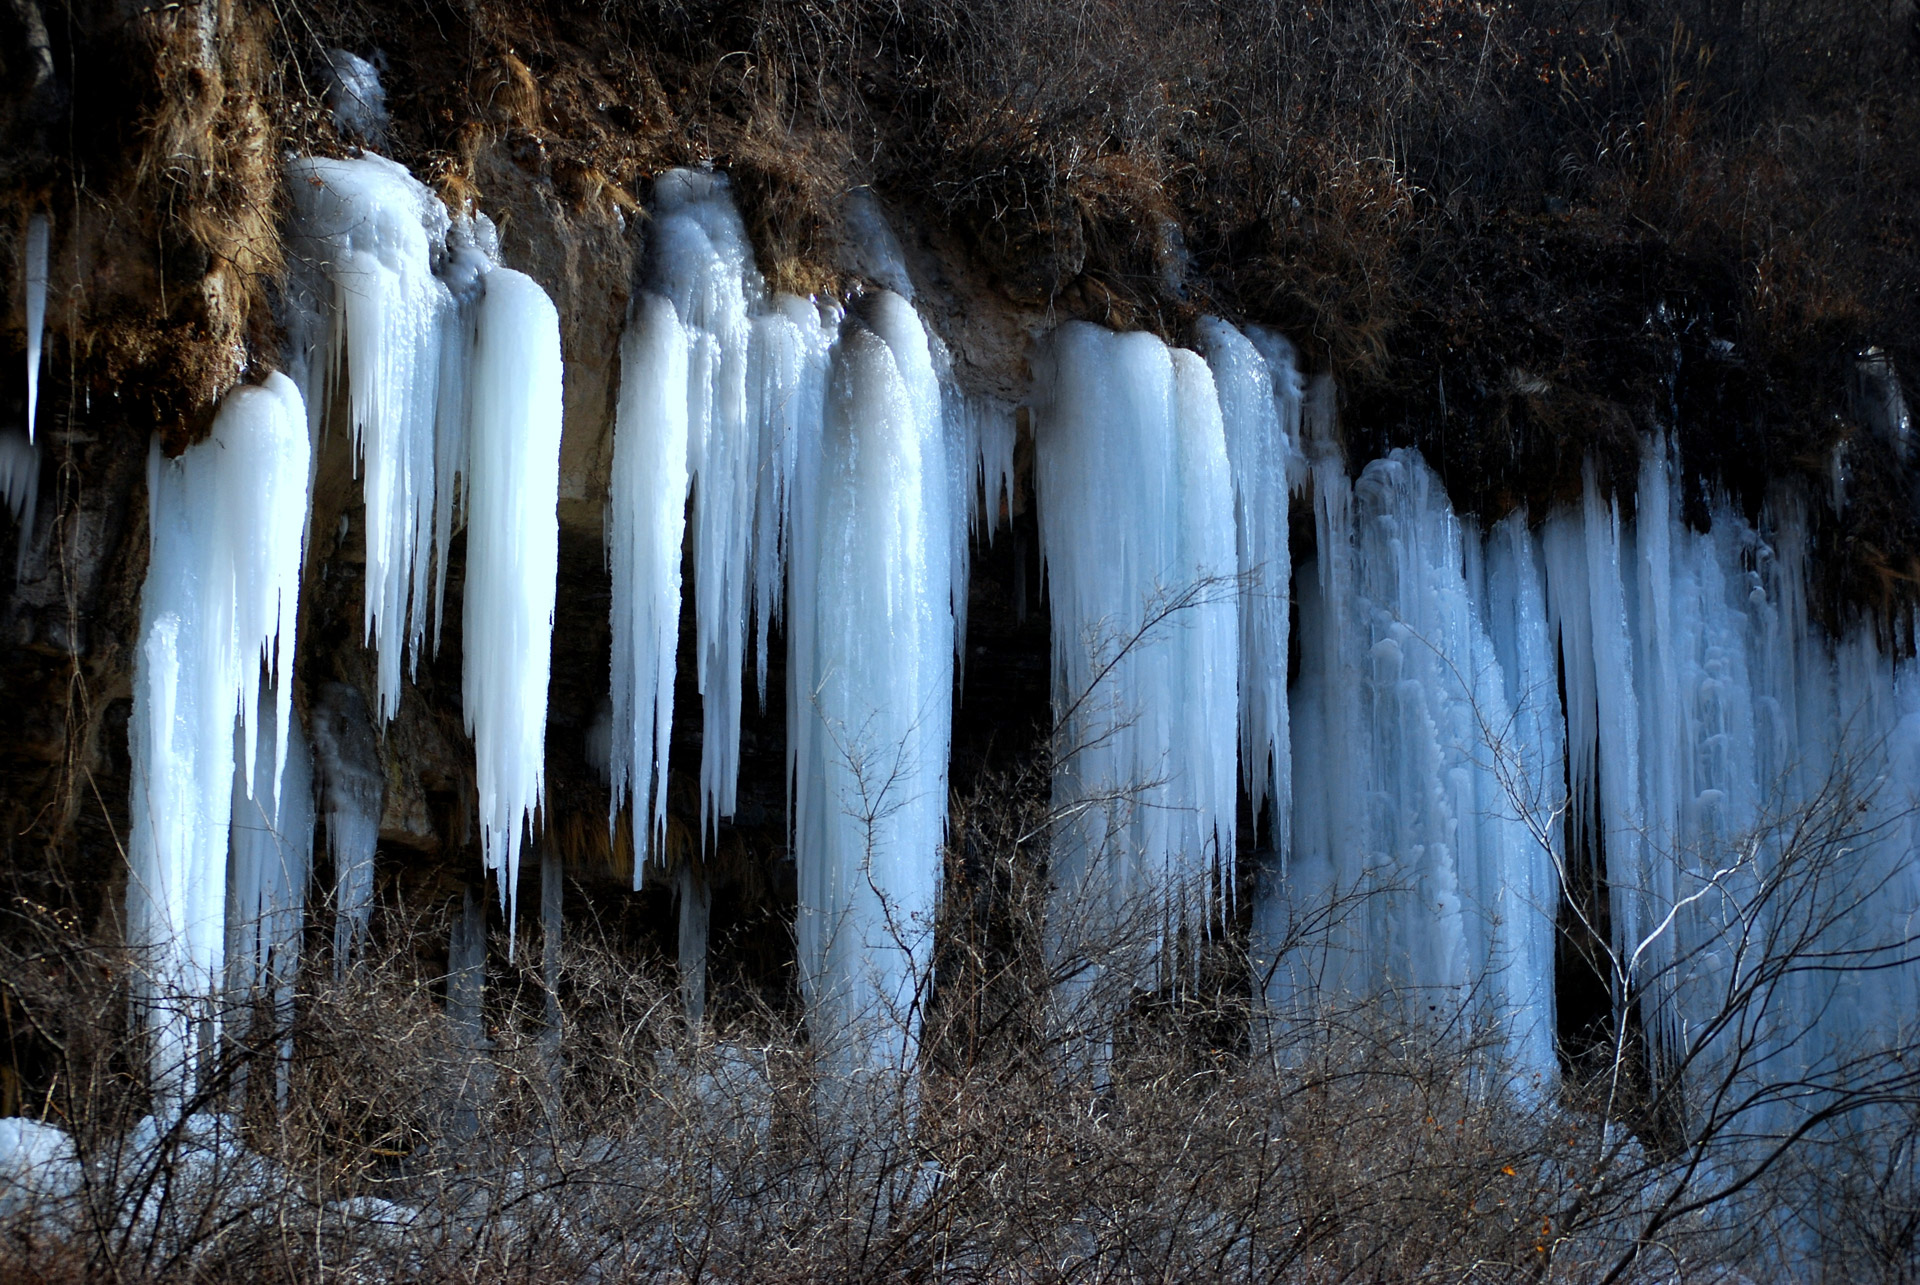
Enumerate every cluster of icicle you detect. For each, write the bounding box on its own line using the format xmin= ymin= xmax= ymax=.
xmin=284 ymin=151 xmax=563 ymax=932
xmin=121 ymin=147 xmax=565 ymax=1103
xmin=114 ymin=138 xmax=1918 ymax=1132
xmin=606 ymin=171 xmax=1013 ymax=1064
xmin=1255 ymin=422 xmax=1920 ymax=1113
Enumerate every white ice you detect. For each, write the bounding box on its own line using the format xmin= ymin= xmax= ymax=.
xmin=461 ymin=267 xmax=563 ymax=934
xmin=788 ymin=292 xmax=954 ymax=1076
xmin=24 ymin=212 xmax=48 ymax=443
xmin=127 ymin=374 xmax=310 ymax=1107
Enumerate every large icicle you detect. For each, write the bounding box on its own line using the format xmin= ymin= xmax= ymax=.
xmin=1197 ymin=317 xmax=1302 ymax=840
xmin=788 ymin=293 xmax=954 ymax=1075
xmin=608 ymin=293 xmax=693 ymax=870
xmin=225 ymin=689 xmax=314 ymax=1107
xmin=285 ymin=153 xmax=458 ymax=720
xmin=462 ymin=267 xmax=563 ymax=932
xmin=1032 ymin=323 xmax=1239 ymax=1020
xmin=23 ymin=213 xmax=48 ymax=443
xmin=127 ymin=374 xmax=310 ymax=1105
xmin=648 ymin=169 xmax=764 ymax=834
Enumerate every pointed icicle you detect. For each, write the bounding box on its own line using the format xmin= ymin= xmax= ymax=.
xmin=461 ymin=267 xmax=563 ymax=942
xmin=24 ymin=213 xmax=48 ymax=443
xmin=608 ymin=293 xmax=692 ymax=879
xmin=226 ymin=687 xmax=314 ymax=1109
xmin=285 ymin=153 xmax=460 ymax=721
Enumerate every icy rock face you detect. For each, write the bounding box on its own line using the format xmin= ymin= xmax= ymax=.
xmin=1031 ymin=322 xmax=1239 ymax=1010
xmin=323 ymin=49 xmax=389 ymax=142
xmin=788 ymin=293 xmax=956 ymax=1074
xmin=127 ymin=375 xmax=310 ymax=1105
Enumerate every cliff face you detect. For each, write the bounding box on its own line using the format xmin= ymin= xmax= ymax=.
xmin=0 ymin=0 xmax=1915 ymax=1005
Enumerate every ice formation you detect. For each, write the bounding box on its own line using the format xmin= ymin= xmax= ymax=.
xmin=646 ymin=170 xmax=767 ymax=834
xmin=1197 ymin=318 xmax=1304 ymax=839
xmin=462 ymin=267 xmax=563 ymax=931
xmin=324 ymin=49 xmax=389 ymax=142
xmin=788 ymin=292 xmax=955 ymax=1072
xmin=226 ymin=690 xmax=314 ymax=1106
xmin=607 ymin=293 xmax=691 ymax=863
xmin=1 ymin=429 xmax=38 ymax=571
xmin=312 ymin=682 xmax=383 ymax=970
xmin=1265 ymin=447 xmax=1563 ymax=1080
xmin=1033 ymin=324 xmax=1239 ymax=992
xmin=288 ymin=152 xmax=557 ymax=925
xmin=24 ymin=211 xmax=48 ymax=442
xmin=284 ymin=152 xmax=485 ymax=721
xmin=127 ymin=374 xmax=310 ymax=1104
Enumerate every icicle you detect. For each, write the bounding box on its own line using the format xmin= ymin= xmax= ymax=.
xmin=788 ymin=294 xmax=954 ymax=1076
xmin=285 ymin=153 xmax=458 ymax=720
xmin=1032 ymin=323 xmax=1239 ymax=1008
xmin=1197 ymin=317 xmax=1299 ymax=840
xmin=608 ymin=293 xmax=692 ymax=875
xmin=312 ymin=682 xmax=383 ymax=971
xmin=461 ymin=267 xmax=563 ymax=938
xmin=1 ymin=430 xmax=38 ymax=574
xmin=649 ymin=169 xmax=763 ymax=835
xmin=225 ymin=687 xmax=314 ymax=1108
xmin=746 ymin=295 xmax=835 ymax=701
xmin=24 ymin=212 xmax=48 ymax=443
xmin=127 ymin=374 xmax=310 ymax=1106
xmin=677 ymin=862 xmax=712 ymax=1024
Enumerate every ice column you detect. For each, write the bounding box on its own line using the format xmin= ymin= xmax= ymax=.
xmin=608 ymin=293 xmax=693 ymax=868
xmin=127 ymin=374 xmax=310 ymax=1104
xmin=788 ymin=293 xmax=954 ymax=1074
xmin=226 ymin=690 xmax=314 ymax=1107
xmin=24 ymin=212 xmax=48 ymax=442
xmin=1032 ymin=322 xmax=1239 ymax=1008
xmin=649 ymin=169 xmax=765 ymax=834
xmin=1197 ymin=317 xmax=1302 ymax=842
xmin=312 ymin=682 xmax=383 ymax=970
xmin=1 ymin=430 xmax=38 ymax=573
xmin=462 ymin=268 xmax=563 ymax=932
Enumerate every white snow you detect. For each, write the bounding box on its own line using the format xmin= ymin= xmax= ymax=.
xmin=127 ymin=374 xmax=310 ymax=1106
